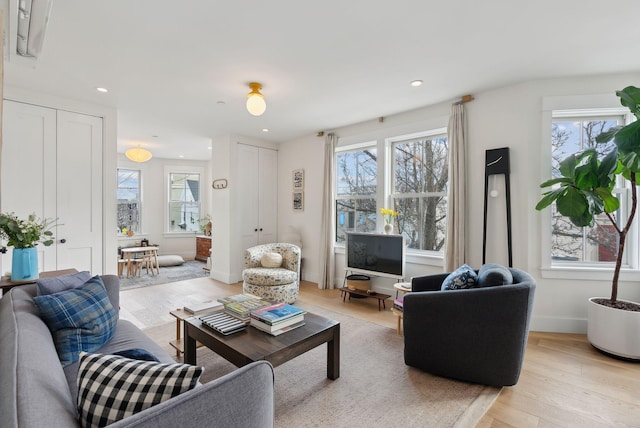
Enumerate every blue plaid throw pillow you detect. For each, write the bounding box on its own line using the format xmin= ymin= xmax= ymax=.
xmin=77 ymin=352 xmax=203 ymax=427
xmin=34 ymin=276 xmax=117 ymax=367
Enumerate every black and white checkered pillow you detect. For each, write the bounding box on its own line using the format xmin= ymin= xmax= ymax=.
xmin=77 ymin=352 xmax=204 ymax=427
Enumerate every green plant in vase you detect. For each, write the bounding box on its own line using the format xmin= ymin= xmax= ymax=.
xmin=0 ymin=212 xmax=56 ymax=280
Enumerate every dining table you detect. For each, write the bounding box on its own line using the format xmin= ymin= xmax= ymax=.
xmin=120 ymin=246 xmax=160 ymax=278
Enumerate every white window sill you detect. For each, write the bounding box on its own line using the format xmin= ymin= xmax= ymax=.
xmin=163 ymin=232 xmax=198 ymax=238
xmin=117 ymin=234 xmax=148 ymax=240
xmin=541 ymin=266 xmax=640 ymax=282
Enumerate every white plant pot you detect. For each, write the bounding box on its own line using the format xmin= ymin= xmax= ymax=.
xmin=587 ymin=297 xmax=640 ymax=360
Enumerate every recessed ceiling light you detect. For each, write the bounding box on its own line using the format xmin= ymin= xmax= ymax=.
xmin=262 ymin=128 xmax=269 ymax=132
xmin=208 ymin=146 xmax=212 ymax=150
xmin=410 ymin=80 xmax=423 ymax=87
xmin=96 ymin=87 xmax=108 ymax=93
xmin=179 ymin=155 xmax=184 ymax=158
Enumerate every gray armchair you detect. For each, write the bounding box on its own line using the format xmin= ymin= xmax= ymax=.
xmin=403 ymin=267 xmax=536 ymax=386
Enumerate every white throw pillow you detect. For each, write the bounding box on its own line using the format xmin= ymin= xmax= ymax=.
xmin=261 ymin=252 xmax=283 ymax=268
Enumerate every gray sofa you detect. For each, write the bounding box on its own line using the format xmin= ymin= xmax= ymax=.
xmin=0 ymin=275 xmax=275 ymax=428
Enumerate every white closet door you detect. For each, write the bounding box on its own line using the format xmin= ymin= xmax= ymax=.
xmin=257 ymin=147 xmax=277 ymax=244
xmin=238 ymin=144 xmax=261 ymax=252
xmin=1 ymin=102 xmax=103 ymax=275
xmin=1 ymin=101 xmax=57 ymax=273
xmin=55 ymin=110 xmax=103 ymax=273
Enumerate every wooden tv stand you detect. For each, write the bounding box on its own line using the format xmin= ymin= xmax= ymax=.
xmin=340 ymin=287 xmax=391 ymax=311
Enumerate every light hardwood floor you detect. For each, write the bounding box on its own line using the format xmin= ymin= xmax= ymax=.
xmin=120 ymin=278 xmax=640 ymax=428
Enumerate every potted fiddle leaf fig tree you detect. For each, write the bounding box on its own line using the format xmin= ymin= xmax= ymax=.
xmin=536 ymin=85 xmax=640 ymax=360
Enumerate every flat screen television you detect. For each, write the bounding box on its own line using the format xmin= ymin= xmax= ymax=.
xmin=345 ymin=232 xmax=405 ymax=279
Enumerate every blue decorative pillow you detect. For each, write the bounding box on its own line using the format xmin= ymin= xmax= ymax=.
xmin=478 ymin=263 xmax=513 ymax=287
xmin=33 ymin=276 xmax=118 ymax=367
xmin=36 ymin=270 xmax=92 ymax=295
xmin=113 ymin=348 xmax=160 ymax=362
xmin=441 ymin=264 xmax=478 ymax=290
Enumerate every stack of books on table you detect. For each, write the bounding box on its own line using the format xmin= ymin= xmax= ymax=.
xmin=393 ymin=297 xmax=404 ymax=311
xmin=250 ymin=303 xmax=306 ymax=336
xmin=217 ymin=294 xmax=272 ymax=322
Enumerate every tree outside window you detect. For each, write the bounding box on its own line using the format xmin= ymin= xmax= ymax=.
xmin=392 ymin=134 xmax=448 ymax=251
xmin=550 ymin=115 xmax=625 ymax=263
xmin=117 ymin=169 xmax=141 ymax=234
xmin=168 ymin=173 xmax=200 ymax=232
xmin=335 ymin=146 xmax=377 ymax=242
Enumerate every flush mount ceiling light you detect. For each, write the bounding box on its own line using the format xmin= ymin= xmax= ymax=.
xmin=125 ymin=145 xmax=153 ymax=163
xmin=246 ymin=82 xmax=266 ymax=116
xmin=410 ymin=80 xmax=423 ymax=87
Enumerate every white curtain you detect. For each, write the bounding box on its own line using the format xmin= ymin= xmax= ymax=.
xmin=319 ymin=133 xmax=337 ymax=289
xmin=445 ymin=103 xmax=466 ymax=271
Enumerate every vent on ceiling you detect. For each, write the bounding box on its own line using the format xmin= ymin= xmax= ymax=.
xmin=2 ymin=0 xmax=53 ymax=64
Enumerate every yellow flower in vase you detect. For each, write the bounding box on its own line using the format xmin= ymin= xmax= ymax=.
xmin=379 ymin=208 xmax=398 ymax=225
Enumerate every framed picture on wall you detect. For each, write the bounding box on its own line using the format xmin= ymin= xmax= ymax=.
xmin=293 ymin=191 xmax=304 ymax=211
xmin=293 ymin=169 xmax=304 ymax=190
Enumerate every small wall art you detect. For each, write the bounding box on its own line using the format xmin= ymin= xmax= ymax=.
xmin=293 ymin=191 xmax=304 ymax=211
xmin=292 ymin=169 xmax=304 ymax=190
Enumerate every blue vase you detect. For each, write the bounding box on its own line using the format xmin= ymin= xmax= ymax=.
xmin=11 ymin=247 xmax=39 ymax=281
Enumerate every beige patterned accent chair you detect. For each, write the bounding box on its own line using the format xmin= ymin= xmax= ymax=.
xmin=242 ymin=243 xmax=301 ymax=303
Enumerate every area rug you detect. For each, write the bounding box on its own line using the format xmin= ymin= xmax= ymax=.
xmin=144 ymin=302 xmax=501 ymax=427
xmin=120 ymin=260 xmax=209 ymax=290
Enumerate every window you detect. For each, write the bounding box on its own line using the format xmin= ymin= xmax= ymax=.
xmin=334 ymin=127 xmax=449 ymax=257
xmin=550 ymin=111 xmax=627 ymax=265
xmin=168 ymin=172 xmax=201 ymax=233
xmin=335 ymin=144 xmax=377 ymax=243
xmin=117 ymin=169 xmax=141 ymax=234
xmin=391 ymin=132 xmax=448 ymax=251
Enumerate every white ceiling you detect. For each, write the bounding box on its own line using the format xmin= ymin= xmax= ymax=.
xmin=4 ymin=0 xmax=640 ymax=160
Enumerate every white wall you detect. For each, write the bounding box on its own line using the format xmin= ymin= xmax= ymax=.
xmin=277 ymin=72 xmax=640 ymax=333
xmin=116 ymin=154 xmax=211 ymax=260
xmin=276 ymin=134 xmax=324 ymax=283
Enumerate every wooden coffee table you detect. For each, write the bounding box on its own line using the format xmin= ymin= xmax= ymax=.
xmin=184 ymin=311 xmax=340 ymax=379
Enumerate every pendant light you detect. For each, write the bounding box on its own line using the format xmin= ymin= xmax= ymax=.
xmin=125 ymin=145 xmax=153 ymax=163
xmin=246 ymin=82 xmax=266 ymax=116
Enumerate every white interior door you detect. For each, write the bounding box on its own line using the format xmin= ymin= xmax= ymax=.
xmin=1 ymin=101 xmax=57 ymax=273
xmin=238 ymin=144 xmax=260 ymax=252
xmin=257 ymin=147 xmax=277 ymax=244
xmin=55 ymin=111 xmax=103 ymax=273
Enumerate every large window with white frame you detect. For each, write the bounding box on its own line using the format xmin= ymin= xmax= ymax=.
xmin=391 ymin=130 xmax=448 ymax=251
xmin=117 ymin=168 xmax=141 ymax=234
xmin=549 ymin=109 xmax=630 ymax=266
xmin=334 ymin=128 xmax=449 ymax=257
xmin=335 ymin=143 xmax=377 ymax=242
xmin=168 ymin=172 xmax=201 ymax=233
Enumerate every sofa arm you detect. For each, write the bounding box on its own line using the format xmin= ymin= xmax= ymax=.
xmin=410 ymin=273 xmax=449 ymax=292
xmin=109 ymin=361 xmax=275 ymax=428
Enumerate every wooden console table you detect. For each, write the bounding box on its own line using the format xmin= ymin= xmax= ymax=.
xmin=0 ymin=268 xmax=79 ymax=294
xmin=340 ymin=287 xmax=391 ymax=311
